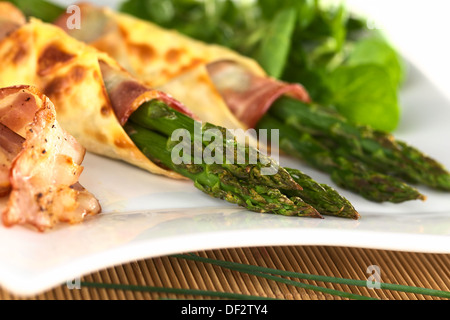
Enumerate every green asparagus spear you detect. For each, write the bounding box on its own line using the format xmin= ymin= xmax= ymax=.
xmin=285 ymin=168 xmax=360 ymax=219
xmin=125 ymin=100 xmax=359 ymax=219
xmin=267 ymin=96 xmax=450 ymax=191
xmin=257 ymin=111 xmax=427 ymax=203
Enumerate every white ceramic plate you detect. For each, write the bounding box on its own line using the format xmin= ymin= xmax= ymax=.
xmin=1 ymin=0 xmax=449 ymax=298
xmin=0 ymin=62 xmax=449 ymax=297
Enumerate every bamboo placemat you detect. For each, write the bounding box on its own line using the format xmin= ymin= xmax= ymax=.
xmin=1 ymin=246 xmax=449 ymax=300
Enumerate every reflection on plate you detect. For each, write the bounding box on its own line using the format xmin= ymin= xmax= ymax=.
xmin=0 ymin=61 xmax=449 ymax=297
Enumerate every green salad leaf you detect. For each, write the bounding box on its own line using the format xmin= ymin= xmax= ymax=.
xmin=255 ymin=8 xmax=297 ymax=78
xmin=346 ymin=36 xmax=406 ymax=88
xmin=328 ymin=64 xmax=400 ymax=132
xmin=6 ymin=0 xmax=64 ymax=22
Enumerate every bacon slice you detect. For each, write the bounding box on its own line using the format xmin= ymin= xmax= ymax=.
xmin=0 ymin=124 xmax=24 ymax=196
xmin=207 ymin=61 xmax=311 ymax=129
xmin=0 ymin=86 xmax=101 ymax=232
xmin=0 ymin=87 xmax=43 ymax=135
xmin=98 ymin=59 xmax=196 ymax=125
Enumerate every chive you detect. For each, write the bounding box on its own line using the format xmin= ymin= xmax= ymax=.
xmin=172 ymin=254 xmax=376 ymax=300
xmin=80 ymin=282 xmax=277 ymax=300
xmin=173 ymin=254 xmax=450 ymax=299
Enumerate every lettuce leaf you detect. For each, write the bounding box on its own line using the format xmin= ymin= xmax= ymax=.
xmin=346 ymin=36 xmax=406 ymax=88
xmin=328 ymin=64 xmax=400 ymax=132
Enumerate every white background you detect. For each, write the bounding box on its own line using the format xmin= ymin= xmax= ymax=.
xmin=344 ymin=0 xmax=450 ymax=102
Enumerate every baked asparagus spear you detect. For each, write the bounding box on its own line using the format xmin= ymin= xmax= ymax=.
xmin=258 ymin=96 xmax=450 ymax=201
xmin=258 ymin=114 xmax=426 ymax=203
xmin=284 ymin=168 xmax=359 ymax=219
xmin=125 ymin=100 xmax=359 ymax=219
